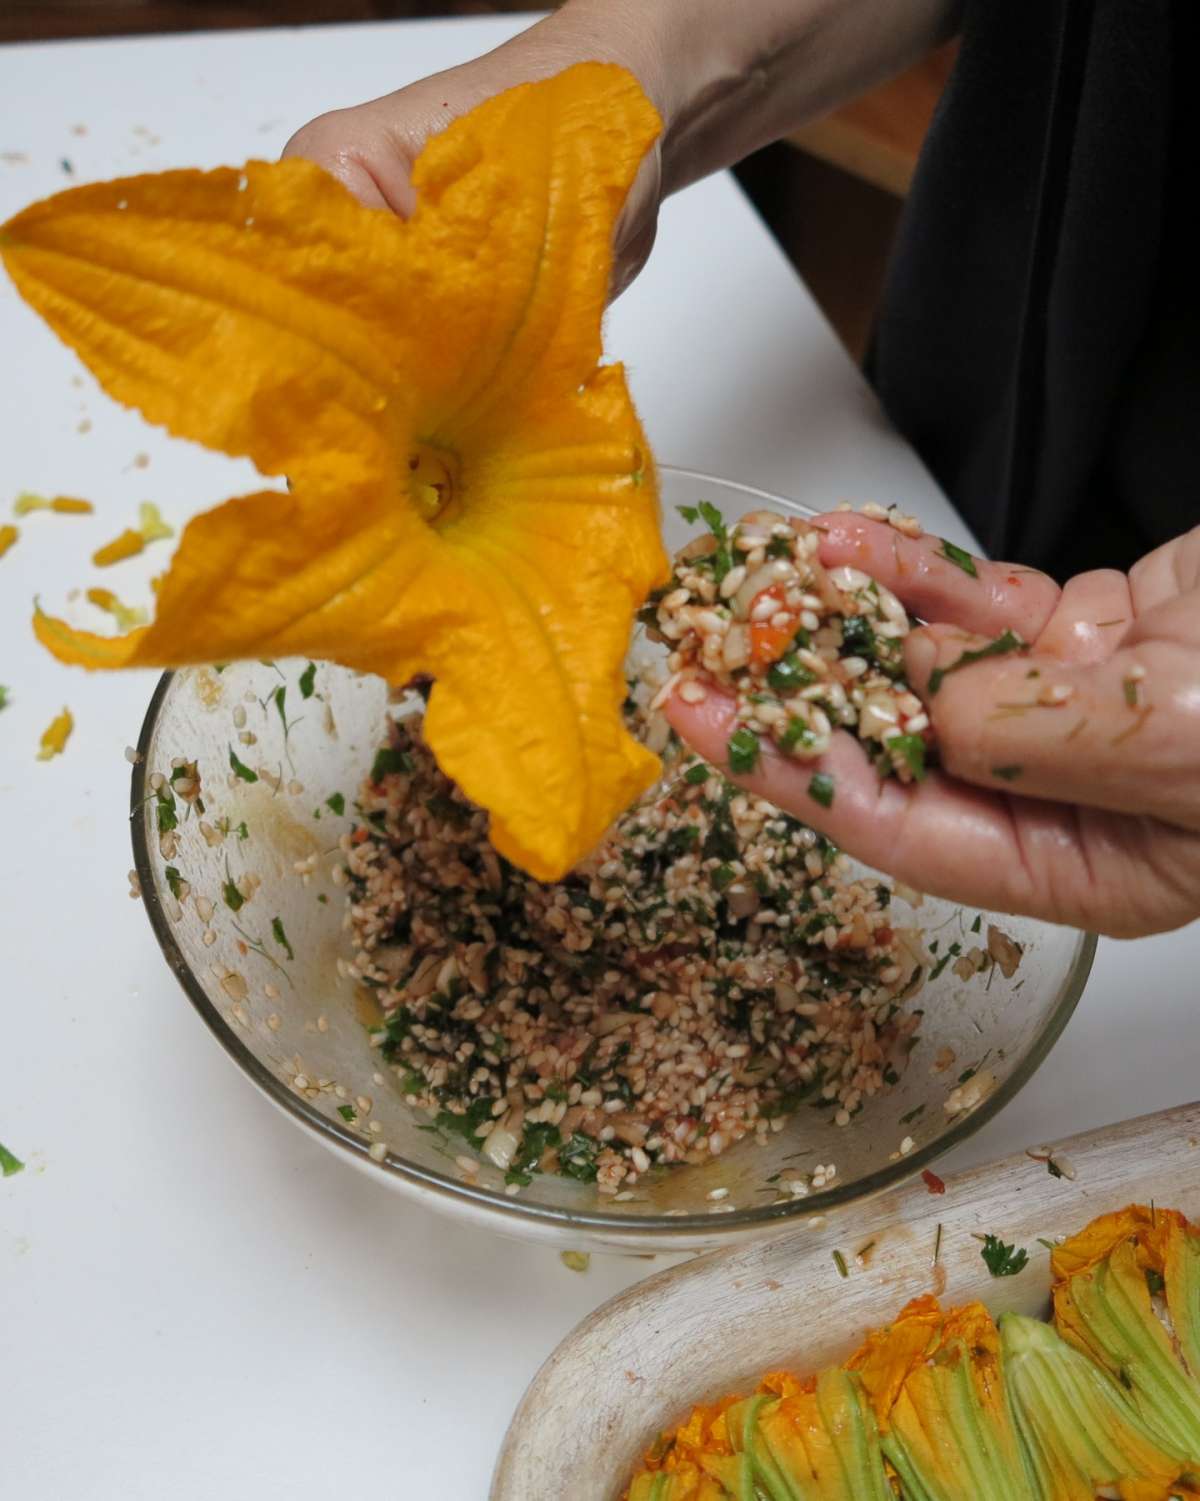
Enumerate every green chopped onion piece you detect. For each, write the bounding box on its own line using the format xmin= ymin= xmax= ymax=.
xmin=808 ymin=771 xmax=835 ymax=809
xmin=938 ymin=538 xmax=979 ymax=577
xmin=727 ymin=728 xmax=760 ymax=775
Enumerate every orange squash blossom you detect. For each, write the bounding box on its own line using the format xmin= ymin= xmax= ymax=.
xmin=0 ymin=64 xmax=667 ymax=879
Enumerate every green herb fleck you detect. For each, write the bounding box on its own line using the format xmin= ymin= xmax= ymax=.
xmin=684 ymin=763 xmax=710 ymax=786
xmin=371 ymin=745 xmax=414 ymax=783
xmin=155 ymin=787 xmax=178 ymax=833
xmin=222 ymin=878 xmax=245 ymax=913
xmin=899 ymin=1104 xmax=926 ymax=1126
xmin=1036 ymin=1237 xmax=1057 ymax=1252
xmin=808 ymin=771 xmax=835 ymax=809
xmin=928 ymin=629 xmax=1026 ymax=694
xmin=933 ymin=1222 xmax=943 ymax=1267
xmin=938 ymin=539 xmax=979 ymax=578
xmin=228 ymin=746 xmax=258 ymax=783
xmin=337 ymin=1104 xmax=356 ymax=1123
xmin=929 ymin=941 xmax=962 ymax=982
xmin=767 ymin=654 xmax=816 ymax=694
xmin=887 ymin=733 xmax=927 ymax=780
xmin=841 ymin=614 xmax=876 ymax=657
xmin=317 ymin=893 xmax=328 ymax=905
xmin=505 ymin=1121 xmax=562 ymax=1186
xmin=832 ymin=1248 xmax=849 ymax=1279
xmin=780 ymin=717 xmax=816 ymax=753
xmin=559 ymin=1132 xmax=600 ymax=1184
xmin=298 ymin=662 xmax=317 ymax=699
xmin=980 ymin=1233 xmax=1029 ymax=1278
xmin=164 ymin=866 xmax=184 ymax=900
xmin=970 ymin=914 xmax=983 ymax=933
xmin=1045 ymin=1157 xmax=1064 ymax=1180
xmin=235 ymin=821 xmax=249 ymax=840
xmin=766 ymin=535 xmax=792 ymax=559
xmin=325 ymin=791 xmax=346 ymax=817
xmin=271 ymin=916 xmax=294 ymax=961
xmin=273 ymin=684 xmax=288 ymax=732
xmin=727 ymin=728 xmax=760 ymax=775
xmin=992 ymin=764 xmax=1024 ymax=782
xmin=0 ymin=686 xmax=9 ymax=711
xmin=0 ymin=1141 xmax=25 ymax=1177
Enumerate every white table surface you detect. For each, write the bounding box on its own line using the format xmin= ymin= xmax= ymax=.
xmin=0 ymin=15 xmax=1195 ymax=1498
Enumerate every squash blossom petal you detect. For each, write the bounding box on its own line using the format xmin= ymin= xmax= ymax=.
xmin=0 ymin=63 xmax=668 ymax=879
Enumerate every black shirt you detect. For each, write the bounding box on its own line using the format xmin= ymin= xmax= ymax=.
xmin=869 ymin=0 xmax=1197 ymax=579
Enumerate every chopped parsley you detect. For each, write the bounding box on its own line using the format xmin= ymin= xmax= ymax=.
xmin=559 ymin=1131 xmax=599 ymax=1182
xmin=0 ymin=686 xmax=9 ymax=712
xmin=807 ymin=771 xmax=835 ymax=809
xmin=228 ymin=746 xmax=258 ymax=783
xmin=832 ymin=1248 xmax=849 ymax=1279
xmin=0 ymin=1141 xmax=25 ymax=1177
xmin=840 ymin=614 xmax=876 ymax=657
xmin=433 ymin=1097 xmax=495 ymax=1150
xmin=337 ymin=1104 xmax=356 ymax=1123
xmin=937 ymin=539 xmax=979 ymax=578
xmin=273 ymin=684 xmax=288 ymax=732
xmin=887 ymin=733 xmax=927 ymax=781
xmin=683 ymin=763 xmax=710 ymax=785
xmin=164 ymin=866 xmax=185 ymax=900
xmin=727 ymin=727 xmax=760 ymax=775
xmin=970 ymin=914 xmax=983 ymax=933
xmin=298 ymin=661 xmax=317 ymax=699
xmin=271 ymin=916 xmax=294 ymax=961
xmin=991 ymin=764 xmax=1024 ymax=782
xmin=767 ymin=654 xmax=816 ymax=694
xmin=155 ymin=787 xmax=178 ymax=833
xmin=505 ymin=1121 xmax=562 ymax=1186
xmin=778 ymin=717 xmax=815 ymax=753
xmin=677 ymin=500 xmax=733 ymax=581
xmin=928 ymin=629 xmax=1026 ymax=694
xmin=222 ymin=877 xmax=245 ymax=913
xmin=928 ymin=942 xmax=962 ymax=982
xmin=371 ymin=745 xmax=414 ymax=782
xmin=980 ymin=1233 xmax=1029 ymax=1278
xmin=325 ymin=791 xmax=346 ymax=816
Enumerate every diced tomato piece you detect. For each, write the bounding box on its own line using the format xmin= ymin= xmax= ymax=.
xmin=748 ymin=584 xmax=800 ymax=665
xmin=922 ymin=1169 xmax=947 ymax=1195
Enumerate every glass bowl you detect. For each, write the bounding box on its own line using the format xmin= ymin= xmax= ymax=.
xmin=130 ymin=467 xmax=1095 ymax=1251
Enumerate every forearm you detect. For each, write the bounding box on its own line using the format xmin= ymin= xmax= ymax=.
xmin=528 ymin=0 xmax=963 ymax=193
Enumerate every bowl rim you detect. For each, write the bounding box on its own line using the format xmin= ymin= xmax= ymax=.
xmin=130 ymin=463 xmax=1097 ymax=1238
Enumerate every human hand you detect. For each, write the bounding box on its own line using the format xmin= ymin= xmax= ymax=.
xmin=281 ymin=7 xmax=663 ymax=295
xmin=666 ymin=515 xmax=1200 ymax=937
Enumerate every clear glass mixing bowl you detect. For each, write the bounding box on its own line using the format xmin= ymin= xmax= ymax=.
xmin=130 ymin=468 xmax=1095 ymax=1251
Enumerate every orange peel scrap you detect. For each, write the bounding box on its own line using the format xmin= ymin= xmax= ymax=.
xmin=0 ymin=63 xmax=667 ymax=879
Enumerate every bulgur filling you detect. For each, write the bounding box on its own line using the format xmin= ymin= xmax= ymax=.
xmin=344 ymin=685 xmax=922 ymax=1197
xmin=644 ymin=506 xmax=934 ymax=783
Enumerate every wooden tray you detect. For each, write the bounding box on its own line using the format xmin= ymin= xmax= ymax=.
xmin=492 ymin=1101 xmax=1200 ymax=1500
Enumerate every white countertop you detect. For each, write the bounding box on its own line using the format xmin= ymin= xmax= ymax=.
xmin=0 ymin=15 xmax=1194 ymax=1498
